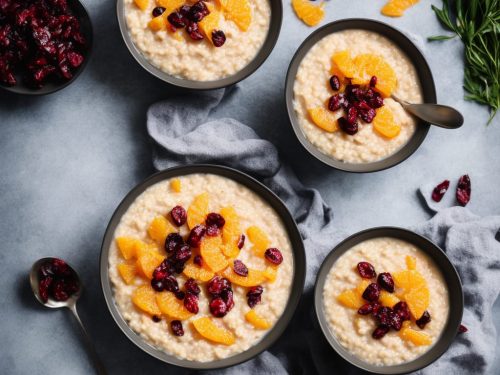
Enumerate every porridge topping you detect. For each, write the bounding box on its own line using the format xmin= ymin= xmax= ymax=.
xmin=114 ymin=188 xmax=286 ymax=347
xmin=133 ymin=0 xmax=253 ymax=47
xmin=308 ymin=49 xmax=402 ymax=139
xmin=337 ymin=256 xmax=434 ymax=345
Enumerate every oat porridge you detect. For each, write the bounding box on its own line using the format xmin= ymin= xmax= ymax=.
xmin=323 ymin=237 xmax=449 ymax=366
xmin=108 ymin=173 xmax=293 ymax=361
xmin=124 ymin=0 xmax=271 ymax=81
xmin=293 ymin=29 xmax=423 ymax=163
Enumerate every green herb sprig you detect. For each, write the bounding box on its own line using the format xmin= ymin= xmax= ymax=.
xmin=429 ymin=0 xmax=500 ymax=124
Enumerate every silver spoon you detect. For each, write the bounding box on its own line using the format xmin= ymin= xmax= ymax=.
xmin=391 ymin=94 xmax=464 ymax=129
xmin=30 ymin=257 xmax=107 ymax=375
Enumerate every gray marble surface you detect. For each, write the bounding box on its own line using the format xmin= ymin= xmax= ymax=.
xmin=1 ymin=0 xmax=499 ymax=374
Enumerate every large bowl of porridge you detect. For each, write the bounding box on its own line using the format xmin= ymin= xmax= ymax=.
xmin=100 ymin=165 xmax=305 ymax=369
xmin=117 ymin=0 xmax=282 ymax=89
xmin=314 ymin=227 xmax=463 ymax=374
xmin=286 ymin=19 xmax=437 ymax=172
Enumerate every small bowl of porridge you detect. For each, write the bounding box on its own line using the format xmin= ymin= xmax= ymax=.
xmin=117 ymin=0 xmax=282 ymax=89
xmin=314 ymin=227 xmax=463 ymax=373
xmin=100 ymin=164 xmax=305 ymax=369
xmin=286 ymin=19 xmax=437 ymax=172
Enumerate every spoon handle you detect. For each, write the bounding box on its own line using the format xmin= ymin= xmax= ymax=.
xmin=405 ymin=103 xmax=464 ymax=129
xmin=69 ymin=304 xmax=108 ymax=375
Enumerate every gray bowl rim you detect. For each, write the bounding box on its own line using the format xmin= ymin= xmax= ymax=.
xmin=115 ymin=0 xmax=283 ymax=90
xmin=285 ymin=18 xmax=437 ymax=173
xmin=99 ymin=164 xmax=306 ymax=370
xmin=313 ymin=226 xmax=463 ymax=374
xmin=0 ymin=0 xmax=94 ymax=96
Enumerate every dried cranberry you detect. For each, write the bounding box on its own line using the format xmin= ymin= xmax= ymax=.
xmin=51 ymin=279 xmax=69 ymax=301
xmin=371 ymin=302 xmax=382 ymax=316
xmin=368 ymin=93 xmax=384 ymax=109
xmin=207 ymin=276 xmax=231 ymax=296
xmin=416 ymin=311 xmax=431 ymax=329
xmin=173 ymin=244 xmax=192 ymax=263
xmin=152 ymin=7 xmax=166 ymax=17
xmin=187 ymin=225 xmax=206 ymax=247
xmin=152 ymin=315 xmax=161 ymax=323
xmin=163 ymin=275 xmax=179 ymax=293
xmin=64 ymin=278 xmax=79 ymax=295
xmin=188 ymin=1 xmax=209 ymax=22
xmin=151 ymin=278 xmax=165 ymax=292
xmin=179 ymin=5 xmax=191 ymax=16
xmin=39 ymin=263 xmax=54 ymax=278
xmin=209 ymin=297 xmax=227 ymax=317
xmin=264 ymin=248 xmax=283 ymax=265
xmin=346 ymin=106 xmax=358 ymax=125
xmin=345 ymin=84 xmax=363 ymax=102
xmin=165 ymin=233 xmax=184 ymax=253
xmin=377 ymin=272 xmax=395 ymax=293
xmin=233 ymin=259 xmax=249 ymax=276
xmin=186 ymin=22 xmax=204 ymax=40
xmin=359 ymin=108 xmax=376 ymax=123
xmin=184 ymin=293 xmax=199 ymax=314
xmin=221 ymin=289 xmax=234 ymax=311
xmin=206 ymin=224 xmax=220 ymax=236
xmin=458 ymin=324 xmax=468 ymax=333
xmin=153 ymin=267 xmax=168 ymax=281
xmin=237 ymin=234 xmax=245 ymax=249
xmin=357 ymin=262 xmax=376 ymax=278
xmin=211 ymin=30 xmax=226 ymax=47
xmin=338 ymin=117 xmax=358 ymax=135
xmin=52 ymin=258 xmax=69 ymax=276
xmin=329 ymin=75 xmax=340 ymax=91
xmin=247 ymin=285 xmax=263 ymax=308
xmin=328 ymin=94 xmax=342 ymax=112
xmin=390 ymin=311 xmax=403 ymax=331
xmin=357 ymin=303 xmax=374 ymax=315
xmin=193 ymin=255 xmax=203 ymax=266
xmin=171 ymin=205 xmax=187 ymax=226
xmin=369 ymin=76 xmax=377 ymax=87
xmin=206 ymin=213 xmax=225 ymax=228
xmin=393 ymin=301 xmax=411 ymax=321
xmin=171 ymin=320 xmax=184 ymax=336
xmin=39 ymin=276 xmax=53 ymax=303
xmin=362 ymin=283 xmax=381 ymax=302
xmin=167 ymin=11 xmax=186 ymax=29
xmin=456 ymin=174 xmax=471 ymax=206
xmin=175 ymin=290 xmax=185 ymax=300
xmin=432 ymin=180 xmax=450 ymax=202
xmin=184 ymin=278 xmax=200 ymax=296
xmin=374 ymin=306 xmax=392 ymax=326
xmin=372 ymin=325 xmax=390 ymax=339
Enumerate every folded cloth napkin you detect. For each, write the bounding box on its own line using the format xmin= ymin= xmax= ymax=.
xmin=147 ymin=90 xmax=500 ymax=375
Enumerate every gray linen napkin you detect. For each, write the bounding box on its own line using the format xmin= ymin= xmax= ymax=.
xmin=147 ymin=90 xmax=500 ymax=375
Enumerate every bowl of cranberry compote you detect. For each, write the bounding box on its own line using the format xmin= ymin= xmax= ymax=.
xmin=314 ymin=227 xmax=463 ymax=374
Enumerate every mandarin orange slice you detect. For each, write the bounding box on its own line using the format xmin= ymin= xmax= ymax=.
xmin=200 ymin=236 xmax=229 ymax=272
xmin=263 ymin=265 xmax=278 ymax=283
xmin=217 ymin=0 xmax=252 ymax=31
xmin=136 ymin=250 xmax=165 ymax=279
xmin=221 ymin=267 xmax=267 ymax=287
xmin=308 ymin=107 xmax=339 ymax=132
xmin=148 ymin=16 xmax=167 ymax=31
xmin=148 ymin=216 xmax=176 ymax=244
xmin=332 ymin=51 xmax=357 ymax=79
xmin=134 ymin=0 xmax=149 ymax=11
xmin=156 ymin=292 xmax=194 ymax=320
xmin=221 ymin=243 xmax=240 ymax=259
xmin=400 ymin=326 xmax=432 ymax=346
xmin=199 ymin=3 xmax=221 ymax=44
xmin=220 ymin=206 xmax=241 ymax=246
xmin=406 ymin=255 xmax=417 ymax=270
xmin=132 ymin=285 xmax=161 ymax=315
xmin=245 ymin=310 xmax=271 ymax=329
xmin=351 ymin=54 xmax=397 ymax=97
xmin=247 ymin=226 xmax=269 ymax=256
xmin=379 ymin=290 xmax=400 ymax=307
xmin=381 ymin=0 xmax=419 ymax=17
xmin=355 ymin=279 xmax=371 ymax=296
xmin=116 ymin=237 xmax=140 ymax=260
xmin=187 ymin=193 xmax=209 ymax=229
xmin=393 ymin=269 xmax=430 ymax=319
xmin=170 ymin=178 xmax=181 ymax=192
xmin=117 ymin=263 xmax=137 ymax=285
xmin=157 ymin=0 xmax=184 ymax=14
xmin=193 ymin=317 xmax=235 ymax=345
xmin=292 ymin=0 xmax=325 ymax=27
xmin=373 ymin=107 xmax=401 ymax=139
xmin=337 ymin=289 xmax=365 ymax=309
xmin=183 ymin=258 xmax=215 ymax=282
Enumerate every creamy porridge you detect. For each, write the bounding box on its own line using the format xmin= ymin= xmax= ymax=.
xmin=323 ymin=238 xmax=449 ymax=366
xmin=124 ymin=0 xmax=271 ymax=81
xmin=293 ymin=29 xmax=423 ymax=163
xmin=109 ymin=173 xmax=293 ymax=361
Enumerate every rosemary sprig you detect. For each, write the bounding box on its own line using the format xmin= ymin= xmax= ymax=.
xmin=429 ymin=0 xmax=500 ymax=124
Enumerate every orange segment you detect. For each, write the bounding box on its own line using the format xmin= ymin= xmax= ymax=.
xmin=263 ymin=266 xmax=278 ymax=283
xmin=148 ymin=216 xmax=176 ymax=244
xmin=373 ymin=107 xmax=401 ymax=139
xmin=117 ymin=263 xmax=137 ymax=285
xmin=187 ymin=193 xmax=209 ymax=229
xmin=148 ymin=16 xmax=167 ymax=31
xmin=132 ymin=285 xmax=161 ymax=315
xmin=221 ymin=267 xmax=267 ymax=287
xmin=157 ymin=0 xmax=184 ymax=14
xmin=136 ymin=250 xmax=165 ymax=279
xmin=337 ymin=289 xmax=365 ymax=309
xmin=170 ymin=178 xmax=181 ymax=192
xmin=245 ymin=310 xmax=271 ymax=329
xmin=406 ymin=255 xmax=417 ymax=270
xmin=200 ymin=236 xmax=229 ymax=272
xmin=247 ymin=226 xmax=269 ymax=256
xmin=381 ymin=0 xmax=419 ymax=17
xmin=292 ymin=0 xmax=325 ymax=27
xmin=393 ymin=269 xmax=430 ymax=319
xmin=116 ymin=237 xmax=140 ymax=260
xmin=218 ymin=0 xmax=252 ymax=31
xmin=199 ymin=3 xmax=221 ymax=44
xmin=355 ymin=280 xmax=371 ymax=296
xmin=156 ymin=292 xmax=194 ymax=320
xmin=332 ymin=51 xmax=357 ymax=79
xmin=192 ymin=317 xmax=235 ymax=345
xmin=220 ymin=206 xmax=241 ymax=247
xmin=134 ymin=0 xmax=149 ymax=11
xmin=351 ymin=54 xmax=397 ymax=97
xmin=308 ymin=107 xmax=339 ymax=133
xmin=183 ymin=258 xmax=215 ymax=282
xmin=379 ymin=290 xmax=400 ymax=307
xmin=222 ymin=243 xmax=240 ymax=259
xmin=400 ymin=326 xmax=432 ymax=346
